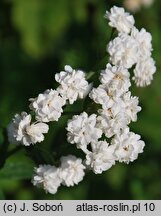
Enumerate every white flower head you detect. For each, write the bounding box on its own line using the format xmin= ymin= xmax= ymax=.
xmin=100 ymin=64 xmax=131 ymax=97
xmin=67 ymin=112 xmax=102 ymax=150
xmin=107 ymin=33 xmax=139 ymax=69
xmin=59 ymin=155 xmax=86 ymax=187
xmin=55 ymin=65 xmax=91 ymax=104
xmin=29 ymin=89 xmax=66 ymax=122
xmin=7 ymin=112 xmax=49 ymax=146
xmin=32 ymin=165 xmax=62 ymax=194
xmin=100 ymin=64 xmax=130 ymax=85
xmin=131 ymin=27 xmax=152 ymax=58
xmin=89 ymin=85 xmax=114 ymax=109
xmin=105 ymin=6 xmax=135 ymax=33
xmin=133 ymin=57 xmax=156 ymax=87
xmin=111 ymin=127 xmax=145 ymax=163
xmin=85 ymin=141 xmax=116 ymax=174
xmin=97 ymin=100 xmax=128 ymax=138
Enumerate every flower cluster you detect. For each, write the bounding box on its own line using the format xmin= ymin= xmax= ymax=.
xmin=32 ymin=155 xmax=85 ymax=194
xmin=106 ymin=6 xmax=156 ymax=87
xmin=66 ymin=6 xmax=153 ymax=176
xmin=7 ymin=66 xmax=91 ymax=146
xmin=90 ymin=67 xmax=141 ymax=137
xmin=7 ymin=65 xmax=90 ymax=194
xmin=7 ymin=6 xmax=156 ymax=194
xmin=67 ymin=62 xmax=144 ymax=174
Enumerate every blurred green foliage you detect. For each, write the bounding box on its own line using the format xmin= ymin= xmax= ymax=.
xmin=0 ymin=0 xmax=161 ymax=199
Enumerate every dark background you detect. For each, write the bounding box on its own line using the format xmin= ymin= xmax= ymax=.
xmin=0 ymin=0 xmax=161 ymax=199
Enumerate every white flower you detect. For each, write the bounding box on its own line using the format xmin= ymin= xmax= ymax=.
xmin=7 ymin=112 xmax=49 ymax=146
xmin=67 ymin=112 xmax=102 ymax=150
xmin=25 ymin=122 xmax=49 ymax=144
xmin=97 ymin=101 xmax=128 ymax=138
xmin=131 ymin=27 xmax=152 ymax=58
xmin=100 ymin=64 xmax=131 ymax=96
xmin=122 ymin=91 xmax=141 ymax=122
xmin=111 ymin=128 xmax=145 ymax=163
xmin=105 ymin=6 xmax=135 ymax=33
xmin=29 ymin=89 xmax=66 ymax=122
xmin=100 ymin=64 xmax=130 ymax=85
xmin=89 ymin=85 xmax=114 ymax=109
xmin=32 ymin=165 xmax=61 ymax=194
xmin=55 ymin=65 xmax=91 ymax=104
xmin=59 ymin=155 xmax=85 ymax=187
xmin=107 ymin=33 xmax=139 ymax=69
xmin=96 ymin=91 xmax=141 ymax=137
xmin=133 ymin=57 xmax=156 ymax=87
xmin=85 ymin=141 xmax=116 ymax=174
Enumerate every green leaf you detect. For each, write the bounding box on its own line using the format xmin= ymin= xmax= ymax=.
xmin=0 ymin=157 xmax=34 ymax=180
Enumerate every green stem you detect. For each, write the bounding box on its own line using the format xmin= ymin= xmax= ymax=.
xmin=88 ymin=29 xmax=115 ymax=76
xmin=6 ymin=145 xmax=23 ymax=158
xmin=109 ymin=28 xmax=116 ymax=41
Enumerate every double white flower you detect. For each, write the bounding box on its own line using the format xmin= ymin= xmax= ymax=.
xmin=32 ymin=165 xmax=61 ymax=194
xmin=55 ymin=65 xmax=91 ymax=104
xmin=7 ymin=112 xmax=49 ymax=146
xmin=29 ymin=89 xmax=66 ymax=122
xmin=105 ymin=6 xmax=135 ymax=33
xmin=108 ymin=33 xmax=139 ymax=69
xmin=59 ymin=155 xmax=85 ymax=187
xmin=67 ymin=112 xmax=102 ymax=151
xmin=111 ymin=128 xmax=145 ymax=163
xmin=85 ymin=141 xmax=116 ymax=174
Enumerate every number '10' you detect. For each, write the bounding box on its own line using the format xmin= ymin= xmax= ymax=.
xmin=144 ymin=203 xmax=155 ymax=211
